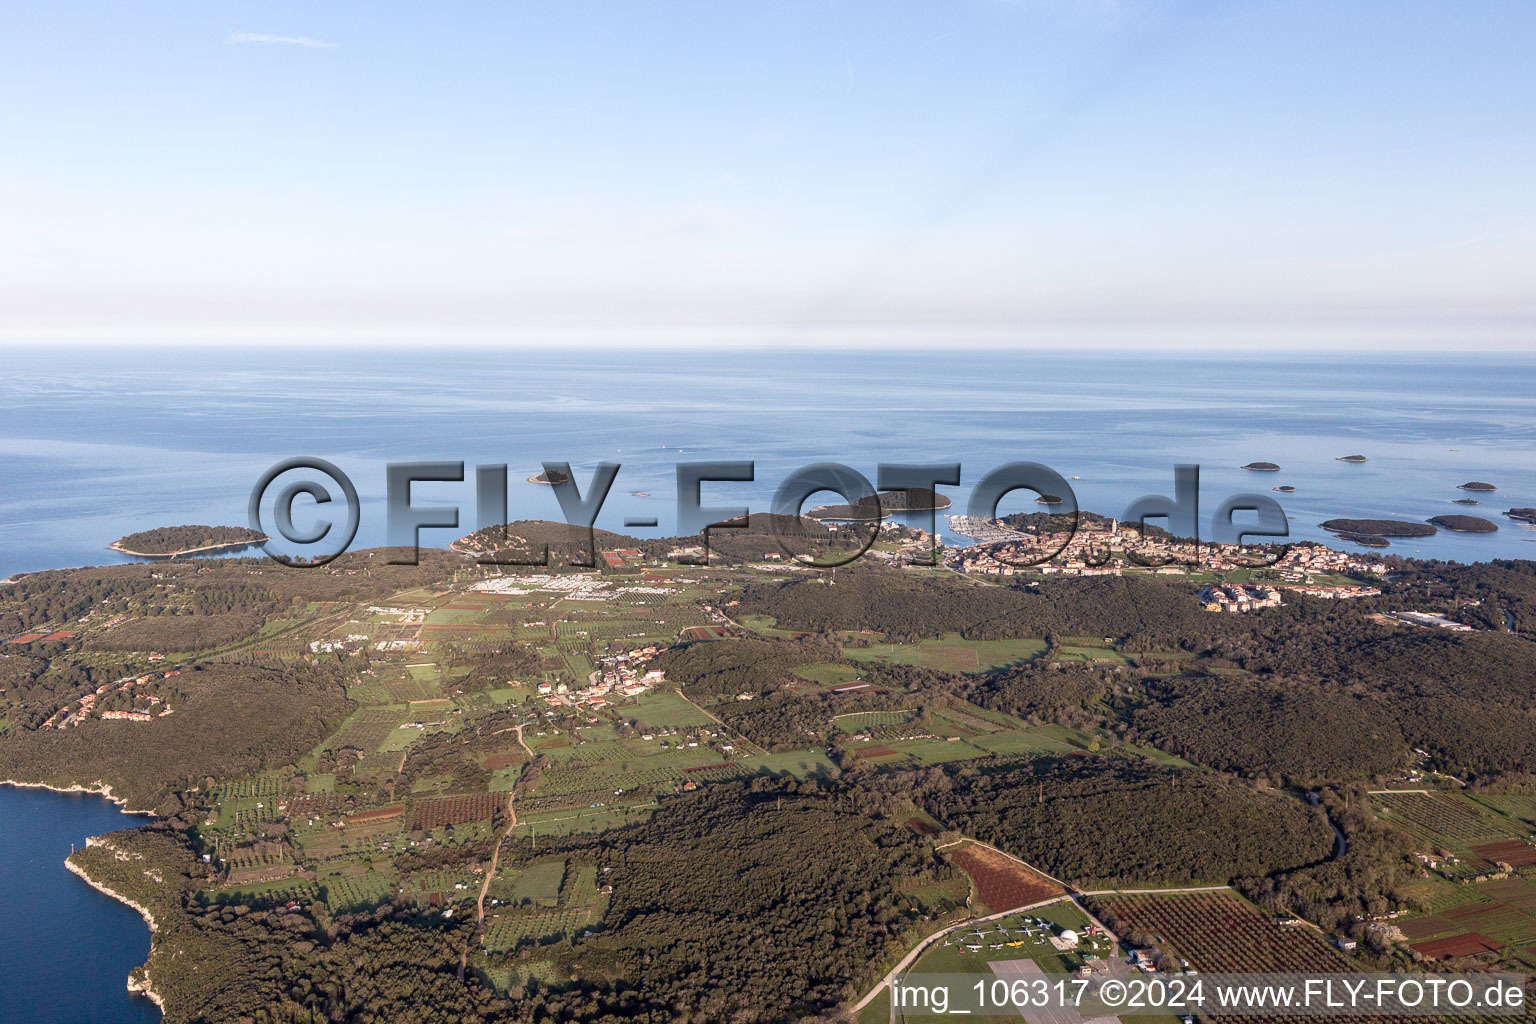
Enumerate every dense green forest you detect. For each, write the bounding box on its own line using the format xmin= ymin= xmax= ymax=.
xmin=652 ymin=637 xmax=841 ymax=695
xmin=734 ymin=568 xmax=1230 ymax=647
xmin=0 ymin=662 xmax=352 ymax=811
xmin=910 ymin=755 xmax=1335 ymax=884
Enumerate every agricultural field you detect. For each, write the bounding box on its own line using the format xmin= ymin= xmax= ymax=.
xmin=844 ymin=636 xmax=1046 ymax=674
xmin=628 ymin=690 xmax=714 ymax=728
xmin=890 ymin=737 xmax=994 ymax=765
xmin=1055 ymin=643 xmax=1133 ymax=665
xmin=509 ymin=859 xmax=567 ymax=907
xmin=323 ymin=708 xmax=408 ymax=756
xmin=1396 ymin=876 xmax=1536 ymax=967
xmin=832 ymin=709 xmax=917 ymax=734
xmin=741 ymin=748 xmax=839 ymax=779
xmin=1095 ymin=891 xmax=1358 ymax=975
xmin=482 ymin=906 xmax=599 ymax=953
xmin=1399 ymin=876 xmax=1491 ymax=915
xmin=511 ymin=804 xmax=655 ymax=838
xmin=1371 ymin=792 xmax=1531 ymax=874
xmin=946 ymin=843 xmax=1062 ymax=913
xmin=210 ymin=878 xmax=321 ymax=907
xmin=408 ymin=792 xmax=500 ymax=830
xmin=1470 ymin=794 xmax=1536 ymax=831
xmin=738 ymin=613 xmax=804 ymax=638
xmin=321 ymin=868 xmax=398 ymax=911
xmin=967 ymin=726 xmax=1086 ymax=758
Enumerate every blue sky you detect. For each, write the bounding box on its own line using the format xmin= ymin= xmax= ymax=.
xmin=3 ymin=0 xmax=1533 ymax=347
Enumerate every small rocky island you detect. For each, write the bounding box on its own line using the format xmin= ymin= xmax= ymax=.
xmin=527 ymin=469 xmax=572 ymax=485
xmin=1335 ymin=455 xmax=1369 ymax=463
xmin=1427 ymin=515 xmax=1498 ymax=533
xmin=1035 ymin=494 xmax=1064 ymax=505
xmin=111 ymin=525 xmax=268 ymax=559
xmin=1273 ymin=485 xmax=1297 ymax=493
xmin=1459 ymin=481 xmax=1497 ymax=492
xmin=1507 ymin=508 xmax=1536 ymax=525
xmin=1242 ymin=462 xmax=1281 ymax=471
xmin=1452 ymin=498 xmax=1480 ymax=506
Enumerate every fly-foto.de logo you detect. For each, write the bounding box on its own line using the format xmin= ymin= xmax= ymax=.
xmin=248 ymin=459 xmax=1288 ymax=569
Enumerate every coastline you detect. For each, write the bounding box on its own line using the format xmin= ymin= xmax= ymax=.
xmin=63 ymin=837 xmax=166 ymax=1015
xmin=2 ymin=777 xmax=126 ymax=808
xmin=0 ymin=777 xmax=155 ymax=816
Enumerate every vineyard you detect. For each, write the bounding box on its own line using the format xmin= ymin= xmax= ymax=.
xmin=482 ymin=906 xmax=598 ymax=953
xmin=220 ymin=838 xmax=292 ymax=871
xmin=1472 ymin=795 xmax=1536 ymax=829
xmin=409 ymin=793 xmax=499 ymax=830
xmin=1398 ymin=877 xmax=1536 ymax=962
xmin=1097 ymin=891 xmax=1356 ymax=973
xmin=323 ymin=709 xmax=405 ymax=755
xmin=212 ymin=879 xmax=320 ymax=907
xmin=1091 ymin=892 xmax=1448 ymax=1024
xmin=1373 ymin=792 xmax=1516 ymax=846
xmin=482 ymin=859 xmax=607 ymax=952
xmin=947 ymin=844 xmax=1061 ymax=913
xmin=1400 ymin=877 xmax=1489 ymax=915
xmin=214 ymin=775 xmax=288 ymax=801
xmin=322 ymin=871 xmax=397 ymax=911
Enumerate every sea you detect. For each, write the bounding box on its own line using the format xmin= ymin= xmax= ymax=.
xmin=1 ymin=346 xmax=1533 ymax=577
xmin=0 ymin=345 xmax=1533 ymax=1020
xmin=0 ymin=785 xmax=160 ymax=1024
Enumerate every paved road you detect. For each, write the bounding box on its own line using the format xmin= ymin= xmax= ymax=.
xmin=848 ymin=894 xmax=1073 ymax=1015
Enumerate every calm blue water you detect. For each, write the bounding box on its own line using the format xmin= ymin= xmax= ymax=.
xmin=0 ymin=785 xmax=160 ymax=1024
xmin=0 ymin=346 xmax=1533 ymax=577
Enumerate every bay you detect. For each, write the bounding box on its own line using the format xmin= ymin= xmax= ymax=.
xmin=0 ymin=784 xmax=160 ymax=1024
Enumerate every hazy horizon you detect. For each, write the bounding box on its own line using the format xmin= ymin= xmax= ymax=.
xmin=4 ymin=1 xmax=1534 ymax=348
